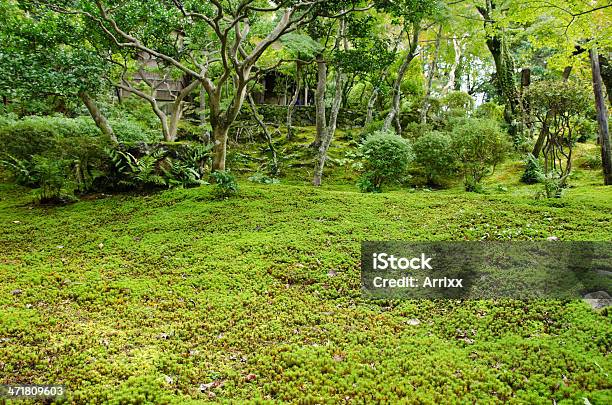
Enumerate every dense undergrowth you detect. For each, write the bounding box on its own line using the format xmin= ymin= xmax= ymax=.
xmin=1 ymin=156 xmax=611 ymax=402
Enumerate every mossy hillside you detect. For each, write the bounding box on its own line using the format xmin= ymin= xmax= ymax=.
xmin=1 ymin=178 xmax=611 ymax=403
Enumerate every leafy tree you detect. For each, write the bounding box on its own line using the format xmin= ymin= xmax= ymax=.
xmin=527 ymin=80 xmax=591 ymax=184
xmin=0 ymin=3 xmax=116 ymax=142
xmin=33 ymin=0 xmax=370 ymax=171
xmin=451 ymin=117 xmax=510 ymax=191
xmin=357 ymin=129 xmax=413 ymax=192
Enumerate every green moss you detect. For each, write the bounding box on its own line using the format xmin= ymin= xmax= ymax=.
xmin=0 ymin=136 xmax=611 ymax=403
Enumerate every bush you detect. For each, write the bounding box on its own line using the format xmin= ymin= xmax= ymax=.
xmin=536 ymin=174 xmax=565 ymax=199
xmin=451 ymin=118 xmax=510 ymax=191
xmin=0 ymin=115 xmax=110 ymax=196
xmin=358 ymin=120 xmax=384 ymax=141
xmin=358 ymin=130 xmax=413 ymax=192
xmin=403 ymin=122 xmax=433 ymax=141
xmin=520 ymin=154 xmax=544 ymax=184
xmin=579 ymin=152 xmax=602 ymax=169
xmin=474 ymin=102 xmax=505 ymax=122
xmin=111 ymin=119 xmax=159 ymax=143
xmin=104 ymin=143 xmax=211 ymax=191
xmin=248 ymin=173 xmax=280 ymax=184
xmin=439 ymin=91 xmax=474 ymax=119
xmin=211 ymin=170 xmax=239 ymax=198
xmin=413 ymin=131 xmax=457 ymax=185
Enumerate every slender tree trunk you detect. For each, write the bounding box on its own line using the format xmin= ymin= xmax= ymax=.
xmin=79 ymin=90 xmax=117 ymax=144
xmin=313 ymin=20 xmax=346 ymax=186
xmin=167 ymin=104 xmax=183 ymax=142
xmin=313 ymin=68 xmax=344 ymax=186
xmin=420 ymin=25 xmax=443 ymax=124
xmin=365 ymin=88 xmax=379 ymax=126
xmin=532 ymin=67 xmax=571 ymax=157
xmin=286 ymin=61 xmax=302 ymax=141
xmin=384 ymin=25 xmax=419 ymax=133
xmin=442 ymin=35 xmax=465 ymax=94
xmin=248 ymin=93 xmax=278 ymax=174
xmin=590 ymin=48 xmax=612 ymax=185
xmin=312 ymin=53 xmax=327 ymax=149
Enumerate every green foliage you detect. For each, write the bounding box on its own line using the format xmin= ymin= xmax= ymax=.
xmin=451 ymin=118 xmax=510 ymax=191
xmin=358 ymin=120 xmax=384 ymax=140
xmin=474 ymin=102 xmax=505 ymax=122
xmin=30 ymin=155 xmax=72 ymax=203
xmin=110 ymin=119 xmax=159 ymax=144
xmin=0 ymin=155 xmax=37 ymax=187
xmin=439 ymin=91 xmax=474 ymax=120
xmin=0 ymin=115 xmax=101 ymax=159
xmin=248 ymin=173 xmax=280 ymax=185
xmin=536 ymin=174 xmax=565 ymax=199
xmin=109 ymin=149 xmax=167 ymax=189
xmin=0 ymin=115 xmax=110 ymax=196
xmin=413 ymin=130 xmax=457 ymax=185
xmin=211 ymin=170 xmax=238 ymax=198
xmin=520 ymin=154 xmax=544 ymax=184
xmin=579 ymin=152 xmax=603 ymax=170
xmin=358 ymin=130 xmax=414 ymax=192
xmin=403 ymin=122 xmax=433 ymax=140
xmin=1 ymin=179 xmax=611 ymax=403
xmin=161 ymin=159 xmax=205 ymax=189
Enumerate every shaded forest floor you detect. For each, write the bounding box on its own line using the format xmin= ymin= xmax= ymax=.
xmin=1 ymin=133 xmax=611 ymax=403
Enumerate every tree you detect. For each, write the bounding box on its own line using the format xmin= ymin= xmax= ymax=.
xmin=35 ymin=0 xmax=369 ymax=171
xmin=0 ymin=3 xmax=117 ymax=143
xmin=379 ymin=0 xmax=440 ymax=134
xmin=527 ymin=80 xmax=591 ymax=185
xmin=475 ymin=0 xmax=522 ymax=141
xmin=590 ymin=48 xmax=612 ymax=185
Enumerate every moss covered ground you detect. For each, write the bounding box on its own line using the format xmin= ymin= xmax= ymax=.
xmin=0 ymin=133 xmax=611 ymax=404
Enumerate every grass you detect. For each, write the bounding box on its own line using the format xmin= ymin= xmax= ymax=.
xmin=1 ymin=138 xmax=611 ymax=403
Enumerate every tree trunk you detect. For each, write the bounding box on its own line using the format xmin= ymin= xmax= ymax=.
xmin=313 ymin=53 xmax=327 ymax=149
xmin=167 ymin=106 xmax=182 ymax=142
xmin=79 ymin=91 xmax=117 ymax=144
xmin=420 ymin=25 xmax=443 ymax=124
xmin=365 ymin=88 xmax=379 ymax=126
xmin=477 ymin=2 xmax=521 ymax=139
xmin=443 ymin=35 xmax=465 ymax=94
xmin=313 ymin=68 xmax=344 ymax=186
xmin=212 ymin=124 xmax=229 ymax=171
xmin=383 ymin=26 xmax=419 ymax=133
xmin=248 ymin=93 xmax=278 ymax=174
xmin=286 ymin=61 xmax=302 ymax=141
xmin=590 ymin=48 xmax=612 ymax=185
xmin=532 ymin=67 xmax=571 ymax=158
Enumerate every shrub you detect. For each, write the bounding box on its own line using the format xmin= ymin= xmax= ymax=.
xmin=520 ymin=154 xmax=544 ymax=184
xmin=358 ymin=120 xmax=384 ymax=140
xmin=403 ymin=122 xmax=433 ymax=141
xmin=451 ymin=118 xmax=510 ymax=191
xmin=211 ymin=170 xmax=238 ymax=198
xmin=536 ymin=174 xmax=565 ymax=199
xmin=31 ymin=156 xmax=73 ymax=203
xmin=413 ymin=131 xmax=457 ymax=185
xmin=474 ymin=102 xmax=505 ymax=122
xmin=579 ymin=152 xmax=602 ymax=169
xmin=248 ymin=173 xmax=280 ymax=184
xmin=0 ymin=116 xmax=111 ymax=197
xmin=358 ymin=130 xmax=413 ymax=192
xmin=110 ymin=119 xmax=159 ymax=143
xmin=439 ymin=91 xmax=474 ymax=119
